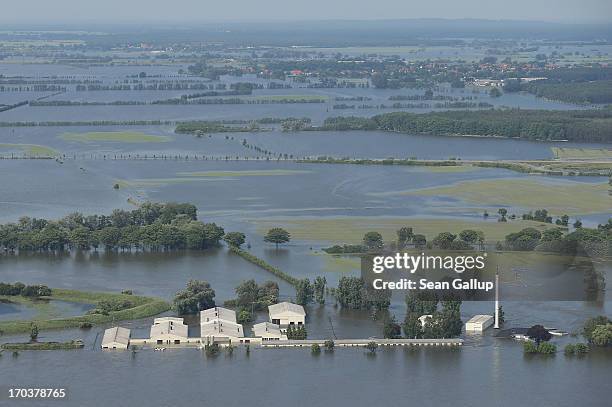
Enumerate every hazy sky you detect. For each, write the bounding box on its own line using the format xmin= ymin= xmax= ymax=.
xmin=2 ymin=0 xmax=611 ymax=24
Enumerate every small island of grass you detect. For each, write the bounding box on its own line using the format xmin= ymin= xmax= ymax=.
xmin=60 ymin=131 xmax=172 ymax=143
xmin=1 ymin=340 xmax=84 ymax=351
xmin=0 ymin=287 xmax=170 ymax=335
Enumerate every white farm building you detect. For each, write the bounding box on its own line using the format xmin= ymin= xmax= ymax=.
xmin=101 ymin=326 xmax=131 ymax=350
xmin=200 ymin=306 xmax=244 ymax=343
xmin=150 ymin=317 xmax=189 ymax=344
xmin=465 ymin=315 xmax=494 ymax=333
xmin=252 ymin=322 xmax=287 ymax=341
xmin=268 ymin=302 xmax=306 ymax=328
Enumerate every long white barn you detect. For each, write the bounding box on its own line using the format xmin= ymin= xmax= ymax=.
xmin=268 ymin=302 xmax=306 ymax=328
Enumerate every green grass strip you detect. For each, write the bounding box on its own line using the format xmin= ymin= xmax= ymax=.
xmin=229 ymin=246 xmax=299 ymax=286
xmin=0 ymin=289 xmax=170 ymax=335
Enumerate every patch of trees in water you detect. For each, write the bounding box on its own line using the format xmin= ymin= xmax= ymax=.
xmin=0 ymin=202 xmax=225 ymax=252
xmin=501 ymin=219 xmax=611 ymax=258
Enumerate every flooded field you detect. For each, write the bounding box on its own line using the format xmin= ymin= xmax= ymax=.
xmin=0 ymin=32 xmax=610 ymax=407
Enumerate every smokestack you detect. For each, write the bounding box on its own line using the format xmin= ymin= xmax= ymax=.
xmin=494 ymin=271 xmax=500 ymax=329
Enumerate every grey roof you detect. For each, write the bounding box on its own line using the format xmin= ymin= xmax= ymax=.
xmin=252 ymin=322 xmax=283 ymax=337
xmin=102 ymin=326 xmax=130 ymax=345
xmin=201 ymin=319 xmax=244 ymax=337
xmin=466 ymin=315 xmax=493 ymax=324
xmin=200 ymin=307 xmax=236 ymax=323
xmin=153 ymin=317 xmax=185 ymax=324
xmin=268 ymin=302 xmax=306 ymax=316
xmin=150 ymin=319 xmax=189 ymax=338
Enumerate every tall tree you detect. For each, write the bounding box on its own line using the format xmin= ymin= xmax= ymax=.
xmin=264 ymin=228 xmax=291 ymax=248
xmin=397 ymin=227 xmax=414 ymax=248
xmin=363 ymin=231 xmax=383 ymax=251
xmin=173 ymin=280 xmax=216 ymax=315
xmin=383 ymin=317 xmax=401 ymax=339
xmin=224 ymin=232 xmax=246 ymax=248
xmin=295 ymin=279 xmax=314 ymax=306
xmin=313 ymin=276 xmax=327 ymax=305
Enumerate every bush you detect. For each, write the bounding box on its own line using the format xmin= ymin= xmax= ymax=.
xmin=0 ymin=283 xmax=51 ymax=298
xmin=537 ymin=342 xmax=557 ymax=354
xmin=383 ymin=319 xmax=402 ymax=339
xmin=205 ymin=343 xmax=220 ymax=357
xmin=574 ymin=343 xmax=590 ymax=354
xmin=525 ymin=341 xmax=556 ymax=354
xmin=324 ymin=340 xmax=335 ymax=351
xmin=590 ymin=324 xmax=612 ymax=347
xmin=311 ymin=344 xmax=321 ymax=354
xmin=523 ymin=341 xmax=538 ymax=354
xmin=286 ymin=325 xmax=307 ymax=340
xmin=79 ymin=322 xmax=93 ymax=329
xmin=365 ymin=341 xmax=378 ymax=353
xmin=21 ymin=285 xmax=52 ymax=298
xmin=566 ymin=342 xmax=592 ymax=355
xmin=322 ymin=244 xmax=365 ymax=254
xmin=0 ymin=282 xmax=25 ymax=296
xmin=89 ymin=298 xmax=134 ymax=315
xmin=583 ymin=316 xmax=611 ymax=343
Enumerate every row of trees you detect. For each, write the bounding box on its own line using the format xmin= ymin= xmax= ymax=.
xmin=502 ymin=220 xmax=611 ymax=257
xmin=0 ymin=282 xmax=52 ymax=298
xmin=0 ymin=203 xmax=226 ymax=252
xmin=326 ymin=227 xmax=485 ymax=254
xmin=521 ymin=79 xmax=612 ymax=104
xmin=286 ymin=325 xmax=307 ymax=339
xmin=518 ymin=208 xmax=575 ymax=228
xmin=310 ymin=109 xmax=612 ymax=143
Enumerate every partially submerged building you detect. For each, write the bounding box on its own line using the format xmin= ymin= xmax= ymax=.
xmin=268 ymin=302 xmax=306 ymax=329
xmin=201 ymin=319 xmax=244 ymax=338
xmin=101 ymin=326 xmax=131 ymax=350
xmin=150 ymin=317 xmax=189 ymax=345
xmin=201 ymin=306 xmax=236 ymax=324
xmin=465 ymin=315 xmax=494 ymax=333
xmin=200 ymin=306 xmax=244 ymax=344
xmin=252 ymin=322 xmax=287 ymax=341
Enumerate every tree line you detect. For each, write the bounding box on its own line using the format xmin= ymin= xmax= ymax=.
xmin=0 ymin=202 xmax=225 ymax=252
xmin=501 ymin=219 xmax=611 ymax=257
xmin=324 ymin=227 xmax=485 ymax=254
xmin=300 ymin=109 xmax=612 ymax=143
xmin=0 ymin=282 xmax=52 ymax=298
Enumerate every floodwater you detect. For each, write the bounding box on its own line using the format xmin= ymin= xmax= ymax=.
xmin=0 ymin=299 xmax=610 ymax=407
xmin=0 ymin=299 xmax=93 ymax=322
xmin=5 ymin=125 xmax=609 ymax=160
xmin=0 ymin=61 xmax=610 ymax=407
